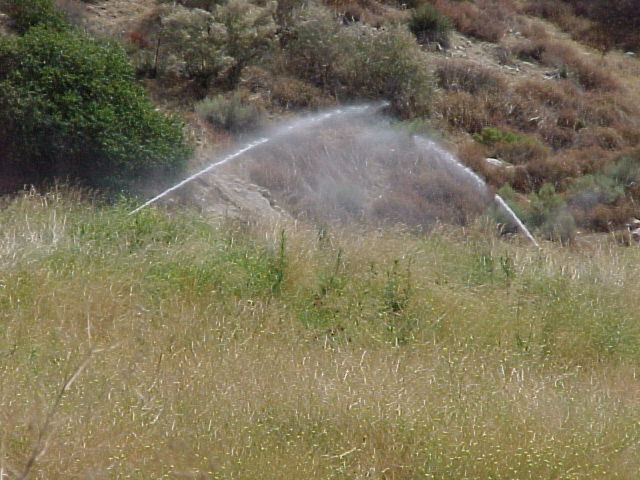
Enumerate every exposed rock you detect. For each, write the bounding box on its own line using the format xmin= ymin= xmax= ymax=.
xmin=485 ymin=157 xmax=513 ymax=169
xmin=186 ymin=173 xmax=289 ymax=223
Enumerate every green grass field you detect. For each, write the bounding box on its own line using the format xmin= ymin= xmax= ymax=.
xmin=1 ymin=189 xmax=639 ymax=479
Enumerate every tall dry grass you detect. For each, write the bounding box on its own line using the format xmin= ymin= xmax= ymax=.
xmin=1 ymin=188 xmax=640 ymax=478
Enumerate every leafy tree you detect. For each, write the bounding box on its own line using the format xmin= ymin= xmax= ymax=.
xmin=216 ymin=0 xmax=276 ymax=87
xmin=285 ymin=6 xmax=343 ymax=91
xmin=158 ymin=6 xmax=232 ymax=82
xmin=343 ymin=25 xmax=432 ymax=117
xmin=0 ymin=26 xmax=191 ymax=193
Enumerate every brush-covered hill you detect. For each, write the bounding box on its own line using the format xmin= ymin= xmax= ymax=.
xmin=1 ymin=0 xmax=640 ymax=240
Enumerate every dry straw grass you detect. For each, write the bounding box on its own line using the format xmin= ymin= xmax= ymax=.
xmin=1 ymin=188 xmax=640 ymax=478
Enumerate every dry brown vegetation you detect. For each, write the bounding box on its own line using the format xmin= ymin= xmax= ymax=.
xmin=428 ymin=0 xmax=516 ymax=43
xmin=422 ymin=7 xmax=640 ymax=231
xmin=241 ymin=118 xmax=489 ymax=229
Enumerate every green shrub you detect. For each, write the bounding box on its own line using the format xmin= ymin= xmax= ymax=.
xmin=473 ymin=127 xmax=546 ymax=165
xmin=604 ymin=150 xmax=640 ymax=187
xmin=529 ymin=183 xmax=576 ymax=242
xmin=284 ymin=6 xmax=343 ymax=91
xmin=342 ymin=25 xmax=432 ymax=116
xmin=153 ymin=6 xmax=230 ymax=82
xmin=1 ymin=0 xmax=69 ymax=34
xmin=195 ymin=93 xmax=263 ymax=133
xmin=408 ymin=3 xmax=452 ymax=48
xmin=287 ymin=7 xmax=432 ymax=117
xmin=498 ymin=183 xmax=576 ymax=243
xmin=215 ymin=0 xmax=276 ymax=87
xmin=473 ymin=127 xmax=522 ymax=146
xmin=569 ymin=151 xmax=640 ymax=209
xmin=569 ymin=174 xmax=625 ymax=209
xmin=144 ymin=1 xmax=275 ymax=88
xmin=0 ymin=26 xmax=191 ymax=193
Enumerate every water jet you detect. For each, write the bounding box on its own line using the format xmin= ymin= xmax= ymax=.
xmin=130 ymin=102 xmax=539 ymax=248
xmin=413 ymin=136 xmax=540 ymax=247
xmin=129 ymin=102 xmax=389 ymax=215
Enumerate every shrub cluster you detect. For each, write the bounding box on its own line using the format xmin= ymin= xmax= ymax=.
xmin=0 ymin=1 xmax=191 ymax=193
xmin=286 ymin=6 xmax=432 ymax=117
xmin=132 ymin=0 xmax=276 ymax=88
xmin=195 ymin=92 xmax=263 ymax=133
xmin=127 ymin=2 xmax=432 ymax=118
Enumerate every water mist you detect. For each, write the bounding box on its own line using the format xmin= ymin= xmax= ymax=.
xmin=413 ymin=137 xmax=540 ymax=247
xmin=129 ymin=103 xmax=389 ymax=215
xmin=129 ymin=102 xmax=539 ymax=247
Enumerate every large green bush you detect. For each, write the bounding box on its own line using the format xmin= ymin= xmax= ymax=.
xmin=0 ymin=25 xmax=191 ymax=193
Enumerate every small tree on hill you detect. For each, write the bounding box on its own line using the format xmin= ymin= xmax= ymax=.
xmin=142 ymin=1 xmax=275 ymax=88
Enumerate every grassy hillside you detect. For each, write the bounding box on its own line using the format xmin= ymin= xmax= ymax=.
xmin=1 ymin=189 xmax=639 ymax=478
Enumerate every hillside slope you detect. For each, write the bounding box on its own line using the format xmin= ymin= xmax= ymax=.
xmin=2 ymin=0 xmax=640 ymax=239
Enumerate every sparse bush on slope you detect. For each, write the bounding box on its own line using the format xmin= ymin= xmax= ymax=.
xmin=286 ymin=6 xmax=432 ymax=116
xmin=408 ymin=3 xmax=452 ymax=47
xmin=195 ymin=92 xmax=263 ymax=133
xmin=0 ymin=7 xmax=191 ymax=193
xmin=435 ymin=58 xmax=505 ymax=94
xmin=133 ymin=0 xmax=276 ymax=88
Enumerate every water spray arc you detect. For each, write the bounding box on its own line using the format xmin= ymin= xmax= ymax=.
xmin=128 ymin=103 xmax=389 ymax=215
xmin=129 ymin=102 xmax=539 ymax=248
xmin=413 ymin=136 xmax=540 ymax=248
xmin=493 ymin=194 xmax=540 ymax=248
